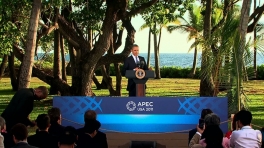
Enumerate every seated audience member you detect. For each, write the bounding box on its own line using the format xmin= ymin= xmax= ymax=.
xmin=2 ymin=86 xmax=48 ymax=132
xmin=0 ymin=117 xmax=5 ymax=148
xmin=77 ymin=120 xmax=106 ymax=148
xmin=189 ymin=125 xmax=224 ymax=148
xmin=27 ymin=114 xmax=58 ymax=148
xmin=200 ymin=113 xmax=229 ymax=148
xmin=77 ymin=110 xmax=108 ymax=148
xmin=48 ymin=107 xmax=65 ymax=137
xmin=58 ymin=126 xmax=78 ymax=148
xmin=11 ymin=123 xmax=37 ymax=148
xmin=261 ymin=127 xmax=264 ymax=148
xmin=0 ymin=116 xmax=15 ymax=148
xmin=188 ymin=109 xmax=213 ymax=144
xmin=225 ymin=113 xmax=238 ymax=139
xmin=230 ymin=110 xmax=262 ymax=148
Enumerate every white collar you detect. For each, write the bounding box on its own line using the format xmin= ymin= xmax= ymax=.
xmin=241 ymin=126 xmax=252 ymax=130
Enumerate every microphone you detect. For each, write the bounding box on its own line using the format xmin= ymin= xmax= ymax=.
xmin=136 ymin=61 xmax=140 ymax=68
xmin=140 ymin=60 xmax=145 ymax=69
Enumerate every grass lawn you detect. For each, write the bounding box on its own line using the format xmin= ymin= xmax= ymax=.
xmin=0 ymin=76 xmax=264 ymax=133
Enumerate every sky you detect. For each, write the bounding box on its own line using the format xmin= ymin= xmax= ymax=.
xmin=116 ymin=0 xmax=264 ymax=53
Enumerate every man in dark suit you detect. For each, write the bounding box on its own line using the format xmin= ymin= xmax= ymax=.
xmin=122 ymin=44 xmax=149 ymax=96
xmin=1 ymin=86 xmax=48 ymax=132
xmin=11 ymin=123 xmax=37 ymax=148
xmin=47 ymin=107 xmax=65 ymax=137
xmin=28 ymin=114 xmax=58 ymax=148
xmin=76 ymin=120 xmax=107 ymax=148
xmin=77 ymin=110 xmax=108 ymax=148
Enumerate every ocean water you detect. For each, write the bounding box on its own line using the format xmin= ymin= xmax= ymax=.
xmin=37 ymin=53 xmax=264 ymax=68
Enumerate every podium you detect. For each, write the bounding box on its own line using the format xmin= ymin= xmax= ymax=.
xmin=125 ymin=70 xmax=155 ymax=96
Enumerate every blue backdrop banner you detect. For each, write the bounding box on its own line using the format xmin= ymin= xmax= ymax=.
xmin=53 ymin=97 xmax=228 ymax=133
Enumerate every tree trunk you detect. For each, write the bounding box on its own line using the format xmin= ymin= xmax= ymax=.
xmin=18 ymin=0 xmax=41 ymax=89
xmin=237 ymin=0 xmax=252 ymax=110
xmin=60 ymin=34 xmax=67 ymax=82
xmin=0 ymin=55 xmax=8 ymax=79
xmin=153 ymin=22 xmax=161 ymax=79
xmin=93 ymin=75 xmax=101 ymax=90
xmin=190 ymin=43 xmax=197 ymax=78
xmin=147 ymin=27 xmax=151 ymax=68
xmin=114 ymin=63 xmax=122 ymax=96
xmin=50 ymin=29 xmax=61 ymax=95
xmin=101 ymin=65 xmax=116 ymax=96
xmin=200 ymin=0 xmax=215 ymax=96
xmin=253 ymin=0 xmax=257 ymax=79
xmin=8 ymin=52 xmax=18 ymax=91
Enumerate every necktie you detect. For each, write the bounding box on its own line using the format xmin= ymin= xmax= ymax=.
xmin=135 ymin=56 xmax=139 ymax=64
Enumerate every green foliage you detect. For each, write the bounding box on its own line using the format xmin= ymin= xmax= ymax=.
xmin=70 ymin=0 xmax=106 ymax=30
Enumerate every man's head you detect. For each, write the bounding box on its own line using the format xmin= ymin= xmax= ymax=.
xmin=48 ymin=107 xmax=62 ymax=124
xmin=84 ymin=110 xmax=97 ymax=123
xmin=201 ymin=108 xmax=213 ymax=119
xmin=34 ymin=86 xmax=49 ymax=100
xmin=0 ymin=116 xmax=6 ymax=131
xmin=84 ymin=120 xmax=101 ymax=138
xmin=236 ymin=110 xmax=252 ymax=128
xmin=204 ymin=113 xmax=220 ymax=126
xmin=11 ymin=123 xmax=28 ymax=143
xmin=131 ymin=44 xmax=139 ymax=57
xmin=59 ymin=126 xmax=77 ymax=148
xmin=36 ymin=114 xmax=50 ymax=131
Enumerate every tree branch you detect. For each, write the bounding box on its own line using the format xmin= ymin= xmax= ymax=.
xmin=125 ymin=0 xmax=158 ymax=18
xmin=249 ymin=4 xmax=264 ymax=23
xmin=95 ymin=18 xmax=136 ymax=69
xmin=57 ymin=15 xmax=82 ymax=49
xmin=12 ymin=44 xmax=72 ymax=95
xmin=211 ymin=0 xmax=230 ymax=34
xmin=247 ymin=4 xmax=264 ymax=33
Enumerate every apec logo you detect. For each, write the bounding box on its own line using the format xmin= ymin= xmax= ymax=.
xmin=126 ymin=101 xmax=154 ymax=112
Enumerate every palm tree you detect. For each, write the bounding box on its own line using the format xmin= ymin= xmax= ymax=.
xmin=167 ymin=5 xmax=203 ymax=77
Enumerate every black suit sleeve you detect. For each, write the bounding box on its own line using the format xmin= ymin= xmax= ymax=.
xmin=143 ymin=58 xmax=148 ymax=70
xmin=103 ymin=133 xmax=108 ymax=148
xmin=122 ymin=58 xmax=129 ymax=76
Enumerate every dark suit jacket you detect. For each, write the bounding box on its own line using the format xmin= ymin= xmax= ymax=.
xmin=188 ymin=128 xmax=204 ymax=145
xmin=77 ymin=128 xmax=108 ymax=148
xmin=27 ymin=131 xmax=58 ymax=148
xmin=2 ymin=88 xmax=35 ymax=131
xmin=11 ymin=142 xmax=37 ymax=148
xmin=122 ymin=55 xmax=148 ymax=91
xmin=2 ymin=132 xmax=15 ymax=148
xmin=48 ymin=122 xmax=65 ymax=138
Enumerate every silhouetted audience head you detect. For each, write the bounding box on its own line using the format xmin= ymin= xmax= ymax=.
xmin=201 ymin=109 xmax=213 ymax=119
xmin=84 ymin=110 xmax=97 ymax=120
xmin=48 ymin=107 xmax=62 ymax=124
xmin=204 ymin=125 xmax=224 ymax=148
xmin=59 ymin=126 xmax=77 ymax=148
xmin=36 ymin=114 xmax=50 ymax=130
xmin=204 ymin=113 xmax=220 ymax=126
xmin=231 ymin=113 xmax=238 ymax=131
xmin=0 ymin=116 xmax=6 ymax=131
xmin=236 ymin=110 xmax=252 ymax=128
xmin=11 ymin=123 xmax=28 ymax=143
xmin=84 ymin=120 xmax=101 ymax=138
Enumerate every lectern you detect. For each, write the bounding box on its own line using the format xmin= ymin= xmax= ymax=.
xmin=125 ymin=70 xmax=155 ymax=97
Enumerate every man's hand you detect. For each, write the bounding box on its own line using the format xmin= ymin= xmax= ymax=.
xmin=134 ymin=67 xmax=139 ymax=71
xmin=196 ymin=124 xmax=205 ymax=134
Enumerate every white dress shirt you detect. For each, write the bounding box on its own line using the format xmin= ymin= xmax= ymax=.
xmin=132 ymin=55 xmax=139 ymax=64
xmin=230 ymin=126 xmax=262 ymax=148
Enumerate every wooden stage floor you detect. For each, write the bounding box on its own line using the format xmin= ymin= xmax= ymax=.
xmin=106 ymin=132 xmax=189 ymax=148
